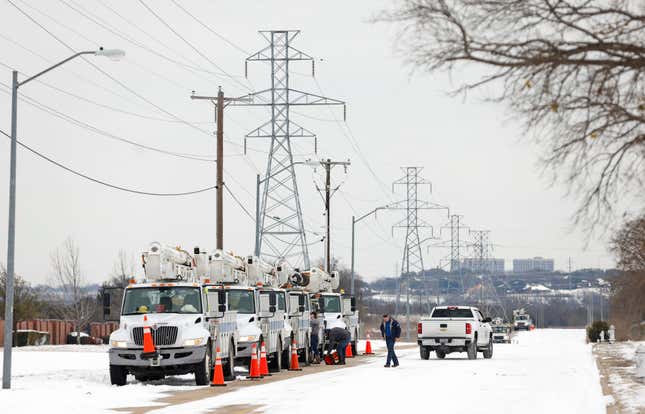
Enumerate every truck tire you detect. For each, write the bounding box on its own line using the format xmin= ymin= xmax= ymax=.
xmin=483 ymin=336 xmax=493 ymax=359
xmin=351 ymin=329 xmax=358 ymax=356
xmin=419 ymin=346 xmax=430 ymax=360
xmin=301 ymin=336 xmax=311 ymax=366
xmin=194 ymin=344 xmax=212 ymax=386
xmin=223 ymin=340 xmax=236 ymax=381
xmin=269 ymin=338 xmax=283 ymax=372
xmin=436 ymin=349 xmax=446 ymax=359
xmin=467 ymin=337 xmax=478 ymax=360
xmin=110 ymin=364 xmax=127 ymax=386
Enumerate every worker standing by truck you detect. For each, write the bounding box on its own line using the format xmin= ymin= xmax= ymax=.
xmin=380 ymin=314 xmax=401 ymax=367
xmin=328 ymin=327 xmax=351 ymax=365
xmin=310 ymin=311 xmax=322 ymax=364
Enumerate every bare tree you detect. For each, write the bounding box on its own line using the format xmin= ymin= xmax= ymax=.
xmin=611 ymin=215 xmax=645 ymax=270
xmin=108 ymin=249 xmax=136 ymax=287
xmin=49 ymin=238 xmax=96 ymax=344
xmin=0 ymin=264 xmax=41 ymax=325
xmin=379 ymin=0 xmax=645 ymax=230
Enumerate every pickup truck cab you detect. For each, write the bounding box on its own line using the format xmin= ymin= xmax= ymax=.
xmin=417 ymin=306 xmax=493 ymax=360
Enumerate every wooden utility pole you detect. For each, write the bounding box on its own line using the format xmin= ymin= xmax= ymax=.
xmin=313 ymin=158 xmax=350 ymax=273
xmin=191 ymin=88 xmax=249 ymax=249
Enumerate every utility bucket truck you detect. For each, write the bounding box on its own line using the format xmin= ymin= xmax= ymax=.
xmin=203 ymin=251 xmax=289 ymax=372
xmin=108 ymin=243 xmax=236 ymax=386
xmin=292 ymin=267 xmax=360 ymax=356
xmin=275 ymin=262 xmax=312 ymax=365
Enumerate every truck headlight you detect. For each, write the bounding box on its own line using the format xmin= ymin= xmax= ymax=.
xmin=183 ymin=338 xmax=204 ymax=347
xmin=111 ymin=340 xmax=128 ymax=348
xmin=239 ymin=335 xmax=259 ymax=343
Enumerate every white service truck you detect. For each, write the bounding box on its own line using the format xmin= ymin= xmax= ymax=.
xmin=293 ymin=267 xmax=360 ymax=356
xmin=513 ymin=308 xmax=533 ymax=331
xmin=417 ymin=306 xmax=493 ymax=360
xmin=108 ymin=243 xmax=236 ymax=386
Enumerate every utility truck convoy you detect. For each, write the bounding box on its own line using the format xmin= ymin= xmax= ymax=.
xmin=108 ymin=243 xmax=237 ymax=386
xmin=417 ymin=306 xmax=493 ymax=360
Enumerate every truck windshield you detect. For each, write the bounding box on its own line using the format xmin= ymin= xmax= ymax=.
xmin=122 ymin=287 xmax=202 ymax=315
xmin=493 ymin=326 xmax=507 ymax=333
xmin=516 ymin=315 xmax=528 ymax=320
xmin=278 ymin=292 xmax=286 ymax=311
xmin=322 ymin=296 xmax=341 ymax=313
xmin=228 ymin=289 xmax=255 ymax=314
xmin=431 ymin=308 xmax=474 ymax=318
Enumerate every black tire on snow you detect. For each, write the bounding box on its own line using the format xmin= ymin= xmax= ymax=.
xmin=419 ymin=346 xmax=430 ymax=360
xmin=483 ymin=336 xmax=494 ymax=359
xmin=194 ymin=344 xmax=212 ymax=386
xmin=223 ymin=341 xmax=236 ymax=381
xmin=110 ymin=364 xmax=128 ymax=386
xmin=467 ymin=337 xmax=478 ymax=360
xmin=269 ymin=338 xmax=283 ymax=372
xmin=436 ymin=349 xmax=446 ymax=359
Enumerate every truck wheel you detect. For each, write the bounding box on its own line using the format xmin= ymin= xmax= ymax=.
xmin=436 ymin=349 xmax=446 ymax=359
xmin=224 ymin=341 xmax=236 ymax=381
xmin=467 ymin=338 xmax=478 ymax=360
xmin=419 ymin=346 xmax=430 ymax=360
xmin=351 ymin=329 xmax=358 ymax=356
xmin=194 ymin=345 xmax=212 ymax=386
xmin=269 ymin=338 xmax=283 ymax=372
xmin=483 ymin=336 xmax=494 ymax=359
xmin=301 ymin=336 xmax=311 ymax=366
xmin=110 ymin=364 xmax=127 ymax=386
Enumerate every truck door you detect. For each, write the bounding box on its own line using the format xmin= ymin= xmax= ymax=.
xmin=475 ymin=310 xmax=486 ymax=345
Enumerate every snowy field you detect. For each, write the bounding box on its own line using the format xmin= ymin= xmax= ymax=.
xmin=0 ymin=330 xmax=609 ymax=413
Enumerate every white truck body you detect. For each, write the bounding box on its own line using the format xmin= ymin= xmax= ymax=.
xmin=417 ymin=306 xmax=493 ymax=360
xmin=492 ymin=324 xmax=512 ymax=343
xmin=513 ymin=309 xmax=533 ymax=331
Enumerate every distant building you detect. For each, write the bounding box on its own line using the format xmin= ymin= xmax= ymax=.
xmin=512 ymin=257 xmax=554 ymax=273
xmin=461 ymin=258 xmax=505 ymax=273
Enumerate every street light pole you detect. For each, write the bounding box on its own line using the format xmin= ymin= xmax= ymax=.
xmin=350 ymin=206 xmax=387 ymax=295
xmin=2 ymin=48 xmax=124 ymax=390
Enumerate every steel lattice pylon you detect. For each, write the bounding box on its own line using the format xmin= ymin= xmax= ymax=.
xmin=390 ymin=167 xmax=448 ymax=340
xmin=230 ymin=31 xmax=345 ymax=268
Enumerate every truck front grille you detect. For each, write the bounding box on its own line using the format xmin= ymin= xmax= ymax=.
xmin=132 ymin=326 xmax=178 ymax=346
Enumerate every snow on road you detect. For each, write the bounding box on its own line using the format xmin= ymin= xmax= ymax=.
xmin=0 ymin=345 xmax=198 ymax=413
xmin=144 ymin=329 xmax=607 ymax=414
xmin=0 ymin=330 xmax=608 ymax=414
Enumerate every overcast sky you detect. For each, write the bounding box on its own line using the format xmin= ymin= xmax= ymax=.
xmin=0 ymin=0 xmax=615 ymax=285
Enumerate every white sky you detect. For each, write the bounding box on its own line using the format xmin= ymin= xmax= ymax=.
xmin=0 ymin=0 xmax=614 ymax=285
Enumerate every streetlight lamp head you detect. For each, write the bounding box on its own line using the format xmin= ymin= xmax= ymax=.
xmin=95 ymin=47 xmax=125 ymax=61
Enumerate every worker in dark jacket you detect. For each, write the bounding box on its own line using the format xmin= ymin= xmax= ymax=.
xmin=379 ymin=314 xmax=401 ymax=367
xmin=327 ymin=327 xmax=351 ymax=365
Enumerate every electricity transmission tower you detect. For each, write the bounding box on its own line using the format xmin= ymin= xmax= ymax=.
xmin=469 ymin=230 xmax=507 ymax=320
xmin=390 ymin=167 xmax=448 ymax=340
xmin=439 ymin=214 xmax=469 ymax=295
xmin=229 ymin=30 xmax=345 ymax=268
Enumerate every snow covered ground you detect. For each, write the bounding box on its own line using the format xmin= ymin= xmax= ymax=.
xmin=0 ymin=330 xmax=610 ymax=413
xmin=595 ymin=341 xmax=645 ymax=413
xmin=141 ymin=330 xmax=606 ymax=414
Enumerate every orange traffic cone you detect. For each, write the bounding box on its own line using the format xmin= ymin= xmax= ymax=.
xmin=288 ymin=338 xmax=302 ymax=371
xmin=210 ymin=347 xmax=226 ymax=387
xmin=345 ymin=341 xmax=354 ymax=358
xmin=248 ymin=343 xmax=262 ymax=379
xmin=142 ymin=315 xmax=156 ymax=357
xmin=259 ymin=341 xmax=271 ymax=376
xmin=364 ymin=334 xmax=374 ymax=355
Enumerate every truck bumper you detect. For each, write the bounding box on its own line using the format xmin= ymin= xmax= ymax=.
xmin=109 ymin=346 xmax=206 ymax=368
xmin=418 ymin=337 xmax=467 ymax=347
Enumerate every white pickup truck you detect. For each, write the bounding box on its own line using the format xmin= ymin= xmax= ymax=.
xmin=417 ymin=306 xmax=493 ymax=360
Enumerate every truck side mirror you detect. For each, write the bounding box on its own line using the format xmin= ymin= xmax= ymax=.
xmin=268 ymin=292 xmax=277 ymax=307
xmin=298 ymin=295 xmax=305 ymax=306
xmin=269 ymin=305 xmax=276 ymax=313
xmin=102 ymin=293 xmax=111 ymax=316
xmin=218 ymin=290 xmax=227 ymax=305
xmin=350 ymin=296 xmax=356 ymax=312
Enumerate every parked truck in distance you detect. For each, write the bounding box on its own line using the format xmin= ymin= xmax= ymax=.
xmin=513 ymin=308 xmax=533 ymax=331
xmin=417 ymin=306 xmax=493 ymax=360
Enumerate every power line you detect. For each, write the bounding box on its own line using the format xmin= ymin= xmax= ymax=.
xmin=223 ymin=183 xmax=254 ymax=222
xmin=0 ymin=82 xmax=218 ymax=163
xmin=0 ymin=129 xmax=216 ymax=197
